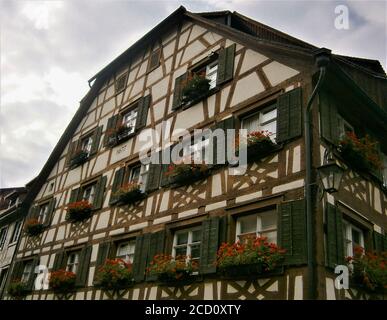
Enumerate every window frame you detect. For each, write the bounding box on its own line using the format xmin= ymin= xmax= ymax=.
xmin=21 ymin=260 xmax=33 ymax=283
xmin=9 ymin=220 xmax=23 ymax=244
xmin=147 ymin=48 xmax=161 ymax=73
xmin=115 ymin=239 xmax=136 ymax=264
xmin=115 ymin=73 xmax=128 ymax=94
xmin=172 ymin=227 xmax=202 ymax=265
xmin=66 ymin=251 xmax=81 ymax=274
xmin=241 ymin=103 xmax=278 ymax=141
xmin=343 ymin=220 xmax=365 ymax=258
xmin=80 ymin=181 xmax=97 ymax=204
xmin=0 ymin=226 xmax=8 ymax=251
xmin=235 ymin=209 xmax=278 ymax=244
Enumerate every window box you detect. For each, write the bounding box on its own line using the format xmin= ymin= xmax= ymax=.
xmin=181 ymin=74 xmax=211 ymax=106
xmin=107 ymin=125 xmax=135 ymax=147
xmin=24 ymin=218 xmax=45 ymax=237
xmin=94 ymin=258 xmax=134 ymax=292
xmin=49 ymin=269 xmax=76 ymax=299
xmin=147 ymin=254 xmax=198 ymax=285
xmin=7 ymin=280 xmax=30 ymax=300
xmin=70 ymin=150 xmax=89 ymax=167
xmin=216 ymin=236 xmax=286 ymax=277
xmin=338 ymin=132 xmax=383 ymax=173
xmin=165 ymin=163 xmax=210 ymax=187
xmin=237 ymin=130 xmax=278 ymax=163
xmin=346 ymin=246 xmax=387 ymax=295
xmin=65 ymin=200 xmax=93 ymax=223
xmin=114 ymin=182 xmax=146 ymax=206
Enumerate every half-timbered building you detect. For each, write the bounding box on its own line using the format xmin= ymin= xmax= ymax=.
xmin=5 ymin=7 xmax=387 ymax=300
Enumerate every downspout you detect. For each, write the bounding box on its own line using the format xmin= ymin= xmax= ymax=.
xmin=304 ymin=48 xmax=331 ymax=300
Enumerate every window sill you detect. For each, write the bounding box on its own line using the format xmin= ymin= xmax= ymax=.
xmin=180 ymin=87 xmax=220 ymax=111
xmin=106 ymin=132 xmax=136 ymax=148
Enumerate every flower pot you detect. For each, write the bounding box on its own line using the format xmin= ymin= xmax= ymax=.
xmin=157 ymin=270 xmax=192 ymax=285
xmin=66 ymin=207 xmax=93 ymax=222
xmin=168 ymin=168 xmax=209 ymax=187
xmin=237 ymin=139 xmax=276 ymax=163
xmin=70 ymin=151 xmax=89 ymax=167
xmin=107 ymin=135 xmax=118 ymax=147
xmin=25 ymin=223 xmax=45 ymax=237
xmin=182 ymin=76 xmax=210 ymax=105
xmin=220 ymin=263 xmax=264 ymax=277
xmin=116 ymin=128 xmax=132 ymax=142
xmin=339 ymin=144 xmax=369 ymax=172
xmin=117 ymin=189 xmax=145 ymax=205
xmin=7 ymin=282 xmax=30 ymax=300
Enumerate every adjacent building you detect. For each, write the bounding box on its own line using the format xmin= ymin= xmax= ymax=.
xmin=5 ymin=7 xmax=387 ymax=300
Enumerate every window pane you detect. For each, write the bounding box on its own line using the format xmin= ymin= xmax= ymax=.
xmin=261 ymin=108 xmax=277 ymax=123
xmin=130 ymin=166 xmax=141 ymax=183
xmin=190 ymin=244 xmax=201 ymax=259
xmin=176 ymin=232 xmax=188 ymax=245
xmin=260 ymin=121 xmax=277 ymax=136
xmin=260 ymin=211 xmax=277 ymax=230
xmin=239 ymin=215 xmax=257 ymax=234
xmin=242 ymin=113 xmax=260 ymax=134
xmin=192 ymin=230 xmax=201 ymax=243
xmin=260 ymin=231 xmax=277 ymax=244
xmin=175 ymin=246 xmax=187 ymax=257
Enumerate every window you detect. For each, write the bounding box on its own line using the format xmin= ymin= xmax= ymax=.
xmin=241 ymin=104 xmax=277 ymax=141
xmin=37 ymin=203 xmax=49 ymax=224
xmin=81 ymin=183 xmax=96 ymax=204
xmin=10 ymin=221 xmax=22 ymax=244
xmin=81 ymin=135 xmax=93 ymax=155
xmin=8 ymin=197 xmax=17 ymax=208
xmin=148 ymin=49 xmax=161 ymax=72
xmin=116 ymin=240 xmax=136 ymax=263
xmin=382 ymin=154 xmax=387 ymax=188
xmin=121 ymin=109 xmax=138 ymax=135
xmin=343 ymin=221 xmax=364 ymax=257
xmin=115 ymin=73 xmax=127 ymax=94
xmin=0 ymin=227 xmax=8 ymax=251
xmin=192 ymin=60 xmax=218 ymax=90
xmin=66 ymin=251 xmax=80 ymax=274
xmin=338 ymin=116 xmax=354 ymax=139
xmin=181 ymin=135 xmax=211 ymax=163
xmin=0 ymin=268 xmax=9 ymax=291
xmin=236 ymin=210 xmax=277 ymax=244
xmin=21 ymin=261 xmax=33 ymax=283
xmin=172 ymin=228 xmax=202 ymax=264
xmin=138 ymin=164 xmax=149 ymax=192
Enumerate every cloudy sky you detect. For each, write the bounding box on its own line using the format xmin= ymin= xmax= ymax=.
xmin=0 ymin=0 xmax=385 ymax=188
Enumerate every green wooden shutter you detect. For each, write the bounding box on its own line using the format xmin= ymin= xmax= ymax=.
xmin=133 ymin=234 xmax=151 ymax=282
xmin=325 ymin=203 xmax=345 ymax=268
xmin=75 ymin=245 xmax=92 ymax=287
xmin=104 ymin=115 xmax=119 ymax=146
xmin=109 ymin=167 xmax=126 ymax=205
xmin=43 ymin=197 xmax=56 ymax=227
xmin=26 ymin=256 xmax=39 ymax=291
xmin=52 ymin=251 xmax=66 ymax=271
xmin=172 ymin=73 xmax=187 ymax=110
xmin=66 ymin=141 xmax=78 ymax=166
xmin=159 ymin=147 xmax=171 ymax=187
xmin=276 ymin=88 xmax=302 ymax=143
xmin=319 ymin=92 xmax=342 ymax=145
xmin=373 ymin=231 xmax=385 ymax=253
xmin=146 ymin=230 xmax=166 ymax=281
xmin=94 ymin=242 xmax=112 ymax=279
xmin=200 ymin=216 xmax=220 ymax=275
xmin=90 ymin=125 xmax=103 ymax=155
xmin=135 ymin=95 xmax=151 ymax=131
xmin=10 ymin=260 xmax=24 ymax=281
xmin=218 ymin=215 xmax=228 ymax=246
xmin=216 ymin=44 xmax=236 ymax=86
xmin=145 ymin=160 xmax=162 ymax=193
xmin=93 ymin=176 xmax=107 ymax=210
xmin=212 ymin=117 xmax=235 ymax=166
xmin=278 ymin=199 xmax=308 ymax=265
xmin=69 ymin=188 xmax=80 ymax=204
